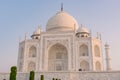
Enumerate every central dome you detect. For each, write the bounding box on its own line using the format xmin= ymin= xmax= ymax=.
xmin=46 ymin=11 xmax=79 ymax=31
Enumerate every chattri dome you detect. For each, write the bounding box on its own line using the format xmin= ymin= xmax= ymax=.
xmin=77 ymin=25 xmax=89 ymax=33
xmin=46 ymin=11 xmax=79 ymax=31
xmin=31 ymin=27 xmax=42 ymax=39
xmin=33 ymin=27 xmax=42 ymax=35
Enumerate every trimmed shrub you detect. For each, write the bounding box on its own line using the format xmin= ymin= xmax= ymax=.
xmin=40 ymin=75 xmax=44 ymax=80
xmin=9 ymin=66 xmax=17 ymax=80
xmin=52 ymin=78 xmax=55 ymax=80
xmin=29 ymin=71 xmax=35 ymax=80
xmin=53 ymin=78 xmax=61 ymax=80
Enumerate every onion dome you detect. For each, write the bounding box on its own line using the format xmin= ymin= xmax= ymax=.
xmin=77 ymin=25 xmax=89 ymax=33
xmin=76 ymin=25 xmax=89 ymax=37
xmin=46 ymin=11 xmax=79 ymax=31
xmin=31 ymin=27 xmax=42 ymax=39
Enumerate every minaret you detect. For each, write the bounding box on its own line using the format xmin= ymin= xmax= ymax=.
xmin=105 ymin=43 xmax=112 ymax=71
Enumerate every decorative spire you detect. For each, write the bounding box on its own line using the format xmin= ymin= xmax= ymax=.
xmin=74 ymin=24 xmax=76 ymax=32
xmin=25 ymin=33 xmax=27 ymax=40
xmin=97 ymin=32 xmax=99 ymax=39
xmin=19 ymin=36 xmax=21 ymax=43
xmin=81 ymin=24 xmax=83 ymax=28
xmin=61 ymin=3 xmax=63 ymax=11
xmin=89 ymin=29 xmax=92 ymax=36
xmin=38 ymin=25 xmax=42 ymax=32
xmin=99 ymin=33 xmax=101 ymax=40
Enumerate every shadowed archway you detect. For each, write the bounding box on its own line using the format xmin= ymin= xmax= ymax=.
xmin=48 ymin=43 xmax=68 ymax=71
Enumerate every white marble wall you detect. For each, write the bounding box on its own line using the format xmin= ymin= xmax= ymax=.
xmin=1 ymin=71 xmax=120 ymax=80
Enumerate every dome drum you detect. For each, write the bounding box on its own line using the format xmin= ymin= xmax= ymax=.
xmin=31 ymin=34 xmax=40 ymax=39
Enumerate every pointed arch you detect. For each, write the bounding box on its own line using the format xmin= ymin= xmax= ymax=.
xmin=48 ymin=43 xmax=68 ymax=71
xmin=79 ymin=44 xmax=89 ymax=56
xmin=94 ymin=45 xmax=100 ymax=57
xmin=95 ymin=61 xmax=101 ymax=71
xmin=80 ymin=60 xmax=89 ymax=71
xmin=29 ymin=46 xmax=37 ymax=57
xmin=28 ymin=62 xmax=36 ymax=72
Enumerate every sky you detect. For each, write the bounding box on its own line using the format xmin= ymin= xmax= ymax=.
xmin=0 ymin=0 xmax=120 ymax=72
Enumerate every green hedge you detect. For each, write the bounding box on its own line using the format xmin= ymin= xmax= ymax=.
xmin=9 ymin=66 xmax=17 ymax=80
xmin=40 ymin=75 xmax=44 ymax=80
xmin=29 ymin=71 xmax=35 ymax=80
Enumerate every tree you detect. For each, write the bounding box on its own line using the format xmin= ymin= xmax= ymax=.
xmin=40 ymin=75 xmax=44 ymax=80
xmin=53 ymin=78 xmax=61 ymax=80
xmin=29 ymin=71 xmax=35 ymax=80
xmin=9 ymin=66 xmax=17 ymax=80
xmin=52 ymin=78 xmax=55 ymax=80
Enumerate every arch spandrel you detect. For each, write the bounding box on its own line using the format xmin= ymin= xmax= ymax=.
xmin=47 ymin=39 xmax=69 ymax=51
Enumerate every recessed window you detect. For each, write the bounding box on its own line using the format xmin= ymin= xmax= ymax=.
xmin=29 ymin=46 xmax=36 ymax=57
xmin=56 ymin=64 xmax=62 ymax=71
xmin=94 ymin=45 xmax=100 ymax=57
xmin=56 ymin=53 xmax=62 ymax=59
xmin=79 ymin=44 xmax=89 ymax=56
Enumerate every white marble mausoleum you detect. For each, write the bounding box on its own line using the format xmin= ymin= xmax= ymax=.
xmin=1 ymin=8 xmax=120 ymax=80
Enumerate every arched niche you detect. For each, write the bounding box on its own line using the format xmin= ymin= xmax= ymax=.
xmin=18 ymin=62 xmax=23 ymax=72
xmin=29 ymin=46 xmax=37 ymax=57
xmin=48 ymin=43 xmax=68 ymax=71
xmin=20 ymin=47 xmax=24 ymax=59
xmin=80 ymin=60 xmax=89 ymax=71
xmin=28 ymin=62 xmax=36 ymax=72
xmin=94 ymin=45 xmax=100 ymax=57
xmin=95 ymin=61 xmax=101 ymax=71
xmin=79 ymin=44 xmax=89 ymax=56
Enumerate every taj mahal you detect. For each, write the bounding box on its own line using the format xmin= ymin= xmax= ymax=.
xmin=0 ymin=7 xmax=120 ymax=80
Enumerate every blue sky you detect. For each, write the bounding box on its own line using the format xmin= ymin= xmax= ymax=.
xmin=0 ymin=0 xmax=120 ymax=72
